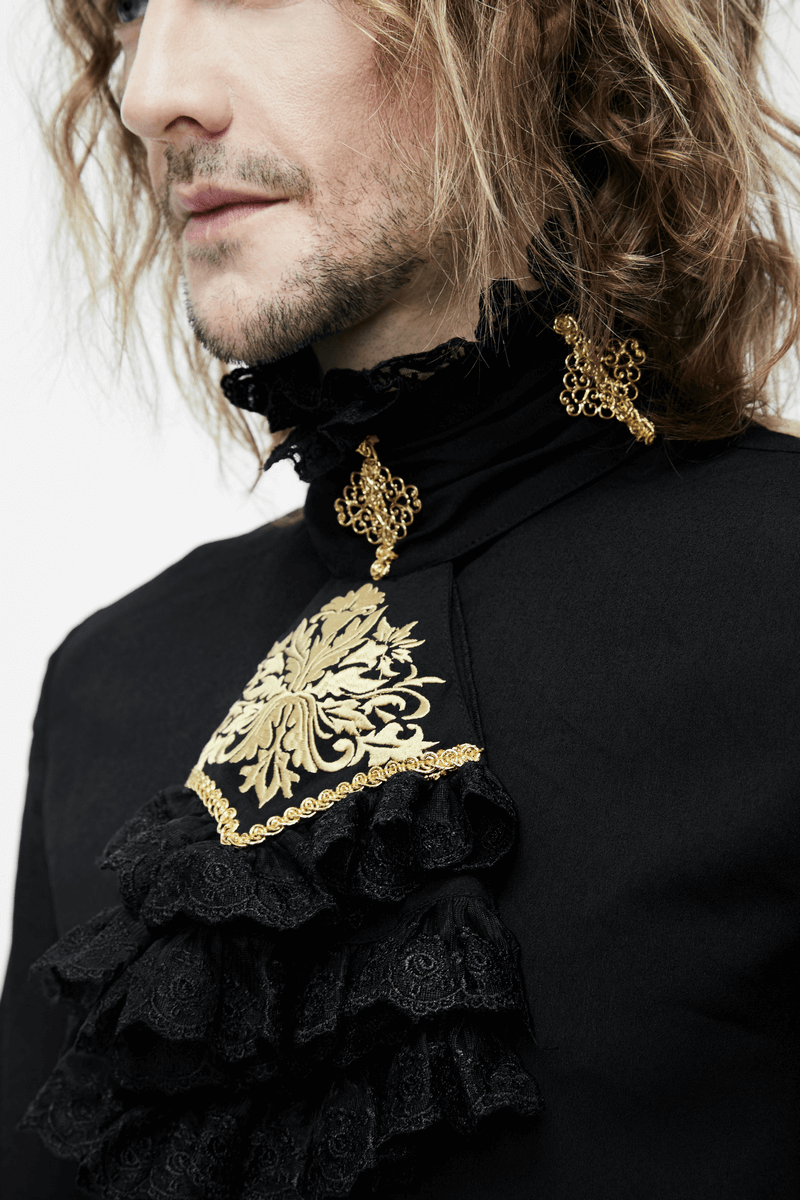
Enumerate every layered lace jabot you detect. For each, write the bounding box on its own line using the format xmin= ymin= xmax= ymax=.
xmin=22 ymin=540 xmax=545 ymax=1199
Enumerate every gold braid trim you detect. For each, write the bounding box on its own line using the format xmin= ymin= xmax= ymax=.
xmin=186 ymin=744 xmax=483 ymax=847
xmin=554 ymin=314 xmax=656 ymax=445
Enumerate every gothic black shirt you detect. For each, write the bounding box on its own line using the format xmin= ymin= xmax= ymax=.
xmin=2 ymin=293 xmax=800 ymax=1199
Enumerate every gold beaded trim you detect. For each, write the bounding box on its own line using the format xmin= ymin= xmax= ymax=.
xmin=186 ymin=743 xmax=483 ymax=847
xmin=554 ymin=314 xmax=656 ymax=445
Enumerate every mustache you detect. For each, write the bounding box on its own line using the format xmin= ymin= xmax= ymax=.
xmin=158 ymin=143 xmax=314 ymax=225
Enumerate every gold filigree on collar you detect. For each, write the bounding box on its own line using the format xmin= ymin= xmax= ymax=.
xmin=334 ymin=436 xmax=421 ymax=580
xmin=554 ymin=314 xmax=656 ymax=445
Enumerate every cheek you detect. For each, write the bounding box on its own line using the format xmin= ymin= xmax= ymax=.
xmin=231 ymin=7 xmax=383 ymax=160
xmin=391 ymin=78 xmax=437 ymax=158
xmin=146 ymin=142 xmax=167 ymax=200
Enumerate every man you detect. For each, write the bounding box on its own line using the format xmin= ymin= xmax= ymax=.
xmin=2 ymin=0 xmax=799 ymax=1197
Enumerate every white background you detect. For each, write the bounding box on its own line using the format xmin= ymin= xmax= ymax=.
xmin=1 ymin=0 xmax=798 ymax=980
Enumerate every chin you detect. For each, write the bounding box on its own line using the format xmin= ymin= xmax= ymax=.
xmin=181 ymin=232 xmax=424 ymax=365
xmin=184 ymin=285 xmax=315 ymax=365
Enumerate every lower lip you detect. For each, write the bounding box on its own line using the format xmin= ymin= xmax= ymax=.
xmin=184 ymin=200 xmax=283 ymax=243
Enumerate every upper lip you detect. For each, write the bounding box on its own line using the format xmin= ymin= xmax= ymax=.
xmin=173 ymin=186 xmax=282 ymax=215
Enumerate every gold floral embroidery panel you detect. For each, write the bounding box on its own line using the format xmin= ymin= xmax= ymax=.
xmin=193 ymin=583 xmax=445 ymax=810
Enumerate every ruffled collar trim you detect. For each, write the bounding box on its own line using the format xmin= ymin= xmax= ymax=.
xmin=220 ymin=280 xmax=547 ymax=482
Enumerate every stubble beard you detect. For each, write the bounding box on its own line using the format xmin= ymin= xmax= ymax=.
xmin=162 ymin=143 xmax=432 ymax=366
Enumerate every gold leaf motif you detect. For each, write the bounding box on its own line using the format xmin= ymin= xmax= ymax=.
xmin=334 ymin=435 xmax=421 ymax=581
xmin=193 ymin=583 xmax=444 ymax=809
xmin=554 ymin=314 xmax=656 ymax=445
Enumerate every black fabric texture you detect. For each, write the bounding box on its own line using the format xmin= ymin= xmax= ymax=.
xmin=0 ymin=654 xmax=86 ymax=1199
xmin=2 ymin=278 xmax=800 ymax=1199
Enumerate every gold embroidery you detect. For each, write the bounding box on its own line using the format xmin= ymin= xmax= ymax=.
xmin=193 ymin=583 xmax=444 ymax=809
xmin=554 ymin=314 xmax=656 ymax=445
xmin=334 ymin=436 xmax=421 ymax=581
xmin=187 ymin=744 xmax=483 ymax=846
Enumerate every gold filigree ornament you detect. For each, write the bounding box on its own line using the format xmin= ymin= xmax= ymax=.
xmin=554 ymin=314 xmax=656 ymax=445
xmin=334 ymin=435 xmax=421 ymax=581
xmin=186 ymin=583 xmax=481 ymax=846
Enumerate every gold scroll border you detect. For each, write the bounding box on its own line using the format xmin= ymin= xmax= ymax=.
xmin=186 ymin=743 xmax=483 ymax=848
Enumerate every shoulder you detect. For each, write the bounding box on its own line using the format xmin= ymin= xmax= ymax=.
xmin=629 ymin=418 xmax=800 ymax=513
xmin=748 ymin=415 xmax=800 ymax=443
xmin=629 ymin=423 xmax=800 ymax=569
xmin=485 ymin=420 xmax=800 ymax=619
xmin=52 ymin=509 xmax=313 ymax=679
xmin=663 ymin=418 xmax=800 ymax=521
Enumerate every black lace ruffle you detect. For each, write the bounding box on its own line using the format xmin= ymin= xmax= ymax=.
xmin=221 ymin=281 xmax=547 ymax=481
xmin=23 ymin=764 xmax=541 ymax=1198
xmin=31 ymin=1021 xmax=535 ymax=1200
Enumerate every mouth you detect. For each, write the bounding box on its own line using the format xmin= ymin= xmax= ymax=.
xmin=173 ymin=187 xmax=286 ymax=244
xmin=183 ymin=200 xmax=284 ymax=244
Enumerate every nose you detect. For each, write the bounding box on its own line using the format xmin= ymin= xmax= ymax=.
xmin=120 ymin=0 xmax=232 ymax=143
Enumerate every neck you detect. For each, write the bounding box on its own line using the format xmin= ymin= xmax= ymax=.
xmin=219 ymin=274 xmax=557 ymax=485
xmin=310 ymin=257 xmax=539 ymax=374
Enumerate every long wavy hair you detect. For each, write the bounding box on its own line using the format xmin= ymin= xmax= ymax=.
xmin=41 ymin=0 xmax=800 ymax=450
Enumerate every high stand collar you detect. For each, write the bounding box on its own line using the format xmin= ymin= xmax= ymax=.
xmin=222 ymin=281 xmax=652 ymax=579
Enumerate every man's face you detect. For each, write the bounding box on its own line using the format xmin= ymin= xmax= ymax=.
xmin=118 ymin=0 xmax=439 ymax=364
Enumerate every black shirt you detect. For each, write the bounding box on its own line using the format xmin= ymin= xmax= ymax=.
xmin=2 ymin=299 xmax=800 ymax=1199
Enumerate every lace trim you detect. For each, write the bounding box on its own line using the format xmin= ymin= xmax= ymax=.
xmin=26 ymin=1023 xmax=541 ymax=1199
xmin=220 ymin=280 xmax=544 ymax=482
xmin=186 ymin=744 xmax=483 ymax=846
xmin=23 ymin=761 xmax=541 ymax=1197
